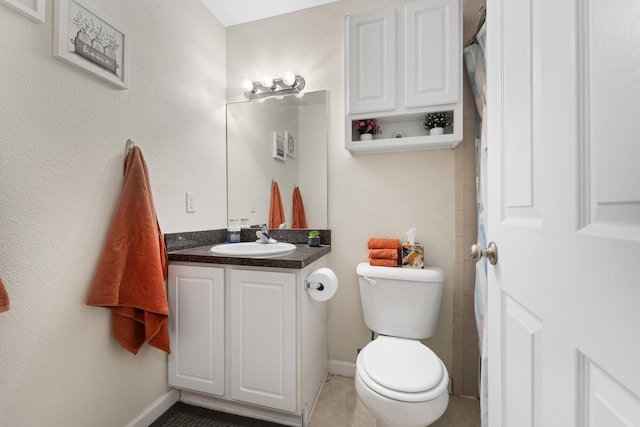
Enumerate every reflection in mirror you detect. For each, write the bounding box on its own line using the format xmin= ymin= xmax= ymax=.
xmin=226 ymin=90 xmax=328 ymax=229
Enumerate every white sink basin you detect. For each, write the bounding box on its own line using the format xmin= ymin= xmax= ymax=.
xmin=209 ymin=242 xmax=297 ymax=256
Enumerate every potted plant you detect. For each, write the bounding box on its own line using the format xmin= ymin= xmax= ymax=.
xmin=308 ymin=230 xmax=321 ymax=247
xmin=423 ymin=112 xmax=451 ymax=135
xmin=353 ymin=119 xmax=381 ymax=141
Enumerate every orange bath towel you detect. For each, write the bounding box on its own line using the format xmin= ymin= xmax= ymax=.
xmin=269 ymin=180 xmax=285 ymax=228
xmin=368 ymin=237 xmax=400 ymax=267
xmin=368 ymin=249 xmax=398 ymax=260
xmin=0 ymin=277 xmax=9 ymax=313
xmin=87 ymin=146 xmax=169 ymax=355
xmin=367 ymin=238 xmax=401 ymax=251
xmin=292 ymin=186 xmax=307 ymax=229
xmin=368 ymin=258 xmax=398 ymax=267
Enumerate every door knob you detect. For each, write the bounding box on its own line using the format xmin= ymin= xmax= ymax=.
xmin=470 ymin=242 xmax=498 ymax=265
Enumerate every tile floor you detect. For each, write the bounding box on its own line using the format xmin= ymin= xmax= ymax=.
xmin=310 ymin=375 xmax=480 ymax=427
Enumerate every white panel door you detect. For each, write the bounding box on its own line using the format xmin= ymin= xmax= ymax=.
xmin=404 ymin=0 xmax=460 ymax=108
xmin=168 ymin=264 xmax=225 ymax=396
xmin=346 ymin=6 xmax=396 ymax=114
xmin=230 ymin=269 xmax=296 ymax=412
xmin=486 ymin=1 xmax=640 ymax=426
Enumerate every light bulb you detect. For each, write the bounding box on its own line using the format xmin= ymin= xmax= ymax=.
xmin=260 ymin=75 xmax=274 ymax=89
xmin=282 ymin=70 xmax=296 ymax=87
xmin=241 ymin=78 xmax=254 ymax=93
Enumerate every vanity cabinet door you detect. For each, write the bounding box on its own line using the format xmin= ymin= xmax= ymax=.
xmin=346 ymin=6 xmax=397 ymax=114
xmin=168 ymin=264 xmax=225 ymax=396
xmin=230 ymin=269 xmax=296 ymax=412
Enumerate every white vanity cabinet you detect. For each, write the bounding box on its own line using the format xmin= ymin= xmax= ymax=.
xmin=168 ymin=264 xmax=225 ymax=396
xmin=345 ymin=0 xmax=462 ymax=154
xmin=230 ymin=269 xmax=296 ymax=411
xmin=167 ymin=261 xmax=328 ymax=427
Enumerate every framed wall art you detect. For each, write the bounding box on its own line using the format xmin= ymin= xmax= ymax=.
xmin=272 ymin=132 xmax=286 ymax=161
xmin=285 ymin=131 xmax=296 ymax=158
xmin=53 ymin=0 xmax=128 ymax=89
xmin=0 ymin=0 xmax=45 ymax=23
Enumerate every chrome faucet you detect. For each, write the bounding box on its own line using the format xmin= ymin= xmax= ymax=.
xmin=256 ymin=225 xmax=277 ymax=243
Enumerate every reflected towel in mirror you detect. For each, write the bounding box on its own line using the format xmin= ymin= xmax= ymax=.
xmin=292 ymin=186 xmax=307 ymax=229
xmin=269 ymin=180 xmax=285 ymax=228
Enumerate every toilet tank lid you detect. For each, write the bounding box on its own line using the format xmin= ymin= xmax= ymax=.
xmin=356 ymin=262 xmax=444 ymax=282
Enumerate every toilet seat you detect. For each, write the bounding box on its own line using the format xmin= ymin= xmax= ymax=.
xmin=357 ymin=336 xmax=448 ymax=403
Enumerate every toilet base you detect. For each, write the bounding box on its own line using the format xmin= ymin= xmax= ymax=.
xmin=355 ymin=370 xmax=449 ymax=427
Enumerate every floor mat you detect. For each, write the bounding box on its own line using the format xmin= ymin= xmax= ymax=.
xmin=150 ymin=402 xmax=286 ymax=427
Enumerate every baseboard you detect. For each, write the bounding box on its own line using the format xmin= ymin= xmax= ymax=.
xmin=328 ymin=359 xmax=356 ymax=377
xmin=125 ymin=388 xmax=179 ymax=427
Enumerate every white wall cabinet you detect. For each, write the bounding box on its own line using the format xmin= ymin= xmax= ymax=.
xmin=230 ymin=269 xmax=296 ymax=411
xmin=167 ymin=261 xmax=328 ymax=427
xmin=345 ymin=0 xmax=462 ymax=154
xmin=346 ymin=7 xmax=397 ymax=114
xmin=168 ymin=264 xmax=225 ymax=396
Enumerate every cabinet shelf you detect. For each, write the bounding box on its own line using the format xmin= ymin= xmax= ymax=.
xmin=346 ymin=134 xmax=461 ymax=154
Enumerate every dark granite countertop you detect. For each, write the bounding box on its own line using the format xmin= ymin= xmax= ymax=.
xmin=165 ymin=228 xmax=331 ymax=269
xmin=168 ymin=243 xmax=331 ymax=269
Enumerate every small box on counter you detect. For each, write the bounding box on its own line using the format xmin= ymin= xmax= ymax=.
xmin=401 ymin=242 xmax=424 ymax=269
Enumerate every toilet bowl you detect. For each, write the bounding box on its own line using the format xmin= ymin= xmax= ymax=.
xmin=355 ymin=263 xmax=449 ymax=427
xmin=355 ymin=336 xmax=449 ymax=427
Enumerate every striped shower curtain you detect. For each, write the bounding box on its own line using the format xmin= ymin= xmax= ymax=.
xmin=464 ymin=20 xmax=488 ymax=427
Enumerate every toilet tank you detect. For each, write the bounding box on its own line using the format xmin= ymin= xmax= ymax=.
xmin=356 ymin=262 xmax=444 ymax=340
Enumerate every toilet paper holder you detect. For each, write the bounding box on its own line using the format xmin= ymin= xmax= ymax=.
xmin=305 ymin=280 xmax=325 ymax=291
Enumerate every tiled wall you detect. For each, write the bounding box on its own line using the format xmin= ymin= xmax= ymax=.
xmin=452 ymin=0 xmax=485 ymax=398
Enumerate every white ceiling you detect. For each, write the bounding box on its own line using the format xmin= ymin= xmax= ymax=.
xmin=200 ymin=0 xmax=341 ymax=27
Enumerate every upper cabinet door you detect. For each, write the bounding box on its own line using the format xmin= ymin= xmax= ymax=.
xmin=404 ymin=0 xmax=460 ymax=108
xmin=346 ymin=7 xmax=397 ymax=114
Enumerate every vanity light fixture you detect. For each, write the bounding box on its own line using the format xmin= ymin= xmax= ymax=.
xmin=242 ymin=71 xmax=306 ymax=100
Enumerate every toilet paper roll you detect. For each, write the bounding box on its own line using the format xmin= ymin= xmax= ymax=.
xmin=305 ymin=268 xmax=338 ymax=302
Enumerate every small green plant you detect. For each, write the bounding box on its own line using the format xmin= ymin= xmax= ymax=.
xmin=308 ymin=230 xmax=320 ymax=239
xmin=423 ymin=112 xmax=451 ymax=130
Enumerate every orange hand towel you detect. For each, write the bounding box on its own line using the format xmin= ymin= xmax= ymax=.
xmin=291 ymin=186 xmax=307 ymax=229
xmin=0 ymin=277 xmax=9 ymax=313
xmin=369 ymin=249 xmax=398 ymax=260
xmin=87 ymin=146 xmax=170 ymax=355
xmin=367 ymin=238 xmax=401 ymax=251
xmin=269 ymin=180 xmax=285 ymax=229
xmin=368 ymin=258 xmax=398 ymax=267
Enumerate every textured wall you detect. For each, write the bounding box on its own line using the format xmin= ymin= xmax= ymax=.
xmin=226 ymin=0 xmax=457 ymax=373
xmin=0 ymin=1 xmax=226 ymax=425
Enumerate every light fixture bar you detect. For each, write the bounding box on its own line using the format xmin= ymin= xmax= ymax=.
xmin=243 ymin=73 xmax=306 ymax=100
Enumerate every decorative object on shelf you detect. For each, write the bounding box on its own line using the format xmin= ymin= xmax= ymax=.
xmin=393 ymin=131 xmax=404 ymax=139
xmin=308 ymin=230 xmax=321 ymax=247
xmin=272 ymin=132 xmax=286 ymax=161
xmin=423 ymin=111 xmax=451 ymax=135
xmin=353 ymin=119 xmax=381 ymax=140
xmin=242 ymin=71 xmax=306 ymax=100
xmin=53 ymin=0 xmax=128 ymax=89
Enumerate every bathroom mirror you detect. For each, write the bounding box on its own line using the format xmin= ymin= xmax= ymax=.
xmin=226 ymin=90 xmax=328 ymax=229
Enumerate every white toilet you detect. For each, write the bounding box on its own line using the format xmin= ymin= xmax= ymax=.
xmin=355 ymin=262 xmax=449 ymax=427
